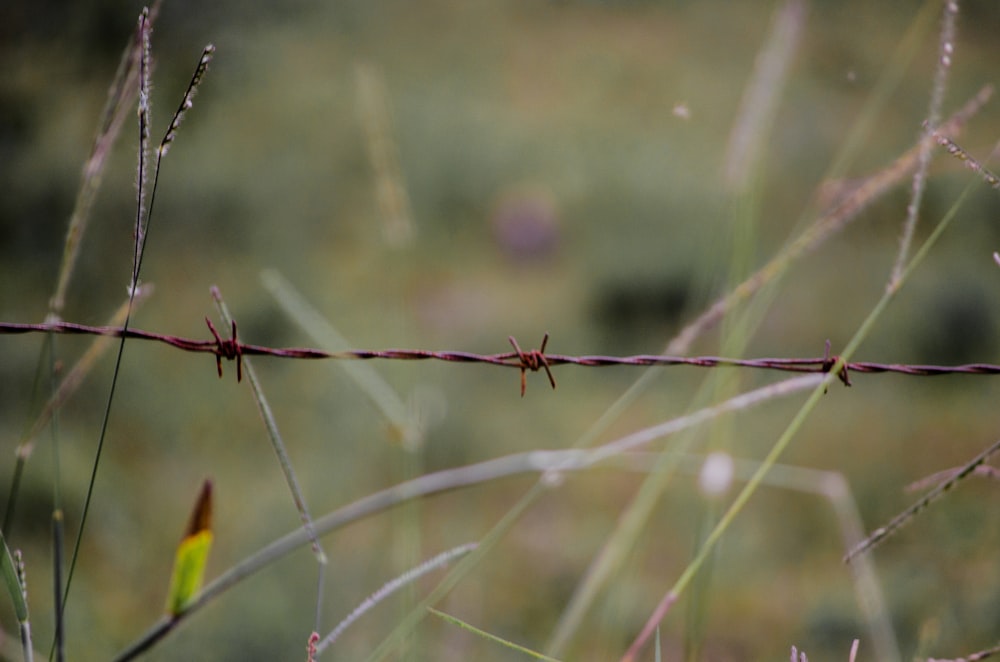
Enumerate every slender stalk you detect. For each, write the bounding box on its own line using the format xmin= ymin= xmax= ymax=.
xmin=845 ymin=437 xmax=1000 ymax=561
xmin=59 ymin=20 xmax=214 ymax=647
xmin=260 ymin=270 xmax=414 ymax=440
xmin=428 ymin=607 xmax=561 ymax=662
xmin=889 ymin=0 xmax=959 ymax=290
xmin=61 ymin=8 xmax=154 ymax=630
xmin=618 ymin=167 xmax=978 ymax=662
xmin=211 ymin=287 xmax=327 ymax=569
xmin=111 ymin=375 xmax=819 ymax=660
xmin=317 ymin=543 xmax=477 ymax=653
xmin=365 ymin=486 xmax=543 ymax=662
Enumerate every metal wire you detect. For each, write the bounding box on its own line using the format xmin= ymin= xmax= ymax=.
xmin=5 ymin=320 xmax=1000 ymax=393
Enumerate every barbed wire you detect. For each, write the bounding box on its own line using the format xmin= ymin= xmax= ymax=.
xmin=6 ymin=318 xmax=1000 ymax=395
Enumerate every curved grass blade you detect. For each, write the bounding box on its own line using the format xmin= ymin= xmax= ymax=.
xmin=316 ymin=543 xmax=477 ymax=654
xmin=111 ymin=376 xmax=820 ymax=660
xmin=616 ymin=167 xmax=980 ymax=662
xmin=365 ymin=486 xmax=542 ymax=662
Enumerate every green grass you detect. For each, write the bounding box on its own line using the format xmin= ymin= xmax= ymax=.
xmin=2 ymin=1 xmax=1000 ymax=660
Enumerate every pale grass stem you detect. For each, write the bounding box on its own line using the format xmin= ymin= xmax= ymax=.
xmin=210 ymin=288 xmax=327 ymax=572
xmin=890 ymin=0 xmax=959 ymax=290
xmin=355 ymin=62 xmax=415 ymax=247
xmin=722 ymin=0 xmax=806 ymax=192
xmin=617 ymin=456 xmax=897 ymax=662
xmin=260 ymin=270 xmax=417 ymax=445
xmin=671 ymin=84 xmax=992 ymax=356
xmin=544 ymin=80 xmax=994 ymax=662
xmin=112 ymin=375 xmax=820 ymax=658
xmin=618 ymin=164 xmax=981 ymax=661
xmin=316 ymin=543 xmax=477 ymax=653
xmin=6 ymin=3 xmax=997 ymax=659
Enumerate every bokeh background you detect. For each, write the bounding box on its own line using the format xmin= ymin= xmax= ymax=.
xmin=3 ymin=1 xmax=1000 ymax=660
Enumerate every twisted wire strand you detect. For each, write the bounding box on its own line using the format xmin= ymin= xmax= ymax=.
xmin=5 ymin=320 xmax=1000 ymax=390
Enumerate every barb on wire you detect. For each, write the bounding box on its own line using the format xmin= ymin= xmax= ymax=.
xmin=205 ymin=317 xmax=242 ymax=382
xmin=9 ymin=319 xmax=1000 ymax=394
xmin=823 ymin=338 xmax=852 ymax=387
xmin=509 ymin=333 xmax=556 ymax=397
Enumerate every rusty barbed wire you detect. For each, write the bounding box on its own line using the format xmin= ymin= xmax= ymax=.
xmin=8 ymin=319 xmax=1000 ymax=395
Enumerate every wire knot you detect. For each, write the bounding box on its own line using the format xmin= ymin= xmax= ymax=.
xmin=206 ymin=317 xmax=243 ymax=382
xmin=509 ymin=333 xmax=557 ymax=397
xmin=822 ymin=339 xmax=851 ymax=387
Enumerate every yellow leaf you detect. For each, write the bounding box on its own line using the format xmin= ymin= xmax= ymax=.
xmin=165 ymin=480 xmax=213 ymax=616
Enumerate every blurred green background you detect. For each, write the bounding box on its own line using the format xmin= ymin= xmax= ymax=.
xmin=3 ymin=0 xmax=1000 ymax=660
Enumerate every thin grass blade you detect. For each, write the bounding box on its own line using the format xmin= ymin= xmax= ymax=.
xmin=210 ymin=287 xmax=327 ymax=565
xmin=260 ymin=270 xmax=414 ymax=443
xmin=427 ymin=607 xmax=561 ymax=662
xmin=846 ymin=437 xmax=1000 ymax=561
xmin=317 ymin=543 xmax=477 ymax=653
xmin=889 ymin=0 xmax=959 ymax=289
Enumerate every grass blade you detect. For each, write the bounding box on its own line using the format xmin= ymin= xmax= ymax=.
xmin=888 ymin=0 xmax=959 ymax=289
xmin=165 ymin=480 xmax=214 ymax=617
xmin=260 ymin=269 xmax=414 ymax=441
xmin=60 ymin=7 xmax=154 ymax=628
xmin=0 ymin=534 xmax=32 ymax=662
xmin=428 ymin=607 xmax=561 ymax=662
xmin=210 ymin=287 xmax=327 ymax=567
xmin=0 ymin=532 xmax=28 ymax=624
xmin=316 ymin=543 xmax=477 ymax=653
xmin=845 ymin=437 xmax=1000 ymax=561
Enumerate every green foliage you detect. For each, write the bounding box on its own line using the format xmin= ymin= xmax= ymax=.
xmin=2 ymin=1 xmax=1000 ymax=660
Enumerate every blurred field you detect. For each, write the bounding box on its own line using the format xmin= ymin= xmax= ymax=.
xmin=3 ymin=1 xmax=1000 ymax=660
